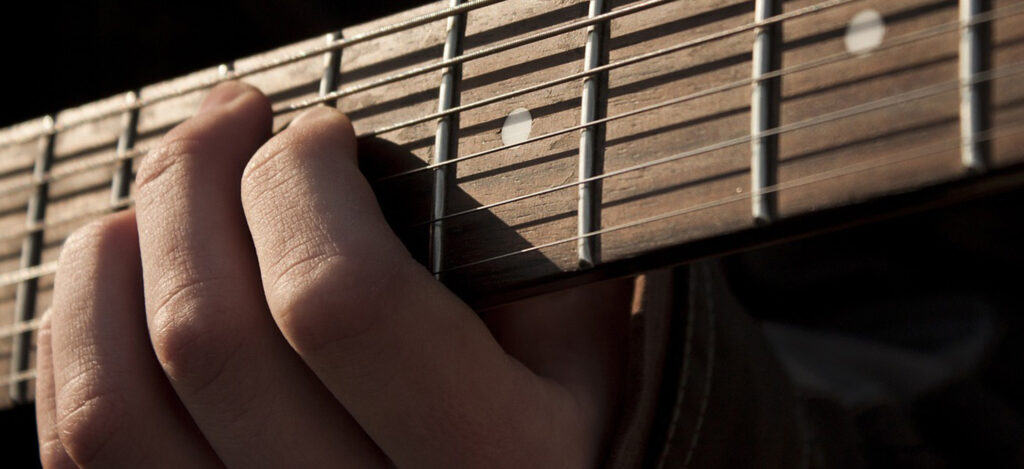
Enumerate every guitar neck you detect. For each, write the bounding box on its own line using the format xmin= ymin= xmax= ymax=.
xmin=2 ymin=0 xmax=1024 ymax=407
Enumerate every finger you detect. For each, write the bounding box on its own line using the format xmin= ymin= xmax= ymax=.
xmin=50 ymin=211 xmax=220 ymax=468
xmin=135 ymin=84 xmax=386 ymax=467
xmin=480 ymin=277 xmax=633 ymax=448
xmin=242 ymin=106 xmax=598 ymax=468
xmin=35 ymin=311 xmax=75 ymax=469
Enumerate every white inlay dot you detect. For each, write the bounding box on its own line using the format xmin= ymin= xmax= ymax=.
xmin=501 ymin=108 xmax=533 ymax=146
xmin=845 ymin=9 xmax=886 ymax=55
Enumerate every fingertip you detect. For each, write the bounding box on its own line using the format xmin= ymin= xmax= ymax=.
xmin=199 ymin=81 xmax=269 ymax=115
xmin=243 ymin=105 xmax=359 ymax=194
xmin=289 ymin=105 xmax=353 ymax=131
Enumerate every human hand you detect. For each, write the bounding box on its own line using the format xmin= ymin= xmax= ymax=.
xmin=35 ymin=82 xmax=631 ymax=468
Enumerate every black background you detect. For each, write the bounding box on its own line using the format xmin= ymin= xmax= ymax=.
xmin=3 ymin=1 xmax=1024 ymax=467
xmin=1 ymin=1 xmax=432 ymax=465
xmin=1 ymin=0 xmax=433 ymax=128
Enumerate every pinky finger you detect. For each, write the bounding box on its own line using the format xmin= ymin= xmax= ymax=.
xmin=34 ymin=311 xmax=76 ymax=469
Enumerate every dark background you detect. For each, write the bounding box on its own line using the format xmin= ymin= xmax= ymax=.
xmin=1 ymin=0 xmax=433 ymax=128
xmin=1 ymin=1 xmax=433 ymax=465
xmin=4 ymin=1 xmax=1024 ymax=467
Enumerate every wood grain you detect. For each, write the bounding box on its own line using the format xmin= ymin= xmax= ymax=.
xmin=1 ymin=0 xmax=1023 ymax=409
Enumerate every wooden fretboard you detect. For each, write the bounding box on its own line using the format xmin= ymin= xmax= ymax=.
xmin=2 ymin=0 xmax=1024 ymax=408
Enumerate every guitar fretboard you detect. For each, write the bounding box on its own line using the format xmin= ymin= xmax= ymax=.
xmin=1 ymin=0 xmax=1024 ymax=408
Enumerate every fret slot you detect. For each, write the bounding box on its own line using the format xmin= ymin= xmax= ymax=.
xmin=9 ymin=117 xmax=56 ymax=403
xmin=429 ymin=0 xmax=468 ymax=277
xmin=751 ymin=0 xmax=781 ymax=223
xmin=577 ymin=0 xmax=609 ymax=268
xmin=960 ymin=0 xmax=989 ymax=171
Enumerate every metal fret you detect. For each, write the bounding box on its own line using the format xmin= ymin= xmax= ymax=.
xmin=577 ymin=0 xmax=608 ymax=268
xmin=960 ymin=0 xmax=987 ymax=171
xmin=111 ymin=91 xmax=140 ymax=206
xmin=319 ymin=32 xmax=344 ymax=107
xmin=9 ymin=116 xmax=56 ymax=402
xmin=751 ymin=0 xmax=780 ymax=223
xmin=429 ymin=0 xmax=467 ymax=278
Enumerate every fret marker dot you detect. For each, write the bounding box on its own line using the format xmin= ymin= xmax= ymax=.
xmin=845 ymin=9 xmax=885 ymax=55
xmin=501 ymin=108 xmax=533 ymax=146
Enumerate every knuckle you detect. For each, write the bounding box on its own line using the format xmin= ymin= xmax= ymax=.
xmin=268 ymin=252 xmax=393 ymax=354
xmin=148 ymin=278 xmax=240 ymax=391
xmin=60 ymin=217 xmax=121 ymax=260
xmin=240 ymin=144 xmax=294 ymax=205
xmin=55 ymin=378 xmax=124 ymax=467
xmin=58 ymin=215 xmax=133 ymax=277
xmin=38 ymin=439 xmax=75 ymax=469
xmin=134 ymin=136 xmax=203 ymax=194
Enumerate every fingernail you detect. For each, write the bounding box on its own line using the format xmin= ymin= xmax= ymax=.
xmin=199 ymin=82 xmax=250 ymax=113
xmin=289 ymin=105 xmax=335 ymax=128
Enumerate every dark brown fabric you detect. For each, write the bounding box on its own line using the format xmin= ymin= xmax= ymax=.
xmin=607 ymin=262 xmax=809 ymax=468
xmin=605 ymin=269 xmax=678 ymax=468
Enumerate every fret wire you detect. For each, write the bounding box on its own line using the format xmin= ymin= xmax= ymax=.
xmin=377 ymin=5 xmax=1013 ymax=183
xmin=429 ymin=0 xmax=468 ymax=278
xmin=358 ymin=0 xmax=860 ymax=137
xmin=405 ymin=60 xmax=1024 ymax=230
xmin=0 ymin=119 xmax=994 ymax=393
xmin=10 ymin=0 xmax=1018 ymax=202
xmin=0 ymin=262 xmax=58 ymax=289
xmin=0 ymin=317 xmax=41 ymax=341
xmin=0 ymin=145 xmax=149 ymax=201
xmin=281 ymin=0 xmax=671 ymax=115
xmin=440 ymin=123 xmax=1024 ymax=274
xmin=0 ymin=369 xmax=37 ymax=389
xmin=6 ymin=7 xmax=1024 ymax=395
xmin=111 ymin=91 xmax=140 ymax=206
xmin=0 ymin=0 xmax=888 ymax=200
xmin=0 ymin=0 xmax=506 ymax=150
xmin=9 ymin=115 xmax=56 ymax=403
xmin=0 ymin=4 xmax=1019 ymax=258
xmin=576 ymin=0 xmax=608 ymax=268
xmin=960 ymin=0 xmax=987 ymax=171
xmin=319 ymin=32 xmax=343 ymax=107
xmin=4 ymin=105 xmax=1024 ymax=346
xmin=750 ymin=0 xmax=780 ymax=223
xmin=0 ymin=195 xmax=133 ymax=254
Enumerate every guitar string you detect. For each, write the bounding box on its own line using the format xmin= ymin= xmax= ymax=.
xmin=438 ymin=124 xmax=1024 ymax=273
xmin=277 ymin=0 xmax=676 ymax=115
xmin=335 ymin=0 xmax=858 ymax=137
xmin=0 ymin=0 xmax=506 ymax=150
xmin=375 ymin=2 xmax=1024 ymax=182
xmin=0 ymin=0 xmax=853 ymax=151
xmin=0 ymin=122 xmax=1020 ymax=386
xmin=0 ymin=0 xmax=1011 ymax=329
xmin=0 ymin=0 xmax=675 ymax=199
xmin=0 ymin=10 xmax=988 ymax=256
xmin=0 ymin=0 xmax=856 ymax=199
xmin=0 ymin=0 xmax=938 ymax=201
xmin=1 ymin=59 xmax=1022 ymax=291
xmin=403 ymin=61 xmax=1024 ymax=230
xmin=0 ymin=3 xmax=1017 ymax=397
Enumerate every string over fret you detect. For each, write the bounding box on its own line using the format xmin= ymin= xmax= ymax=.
xmin=9 ymin=115 xmax=56 ymax=403
xmin=960 ymin=0 xmax=988 ymax=171
xmin=429 ymin=0 xmax=467 ymax=278
xmin=577 ymin=0 xmax=609 ymax=268
xmin=751 ymin=0 xmax=780 ymax=223
xmin=319 ymin=31 xmax=344 ymax=107
xmin=111 ymin=91 xmax=140 ymax=206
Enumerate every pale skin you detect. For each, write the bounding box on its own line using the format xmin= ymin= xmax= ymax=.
xmin=35 ymin=81 xmax=632 ymax=468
